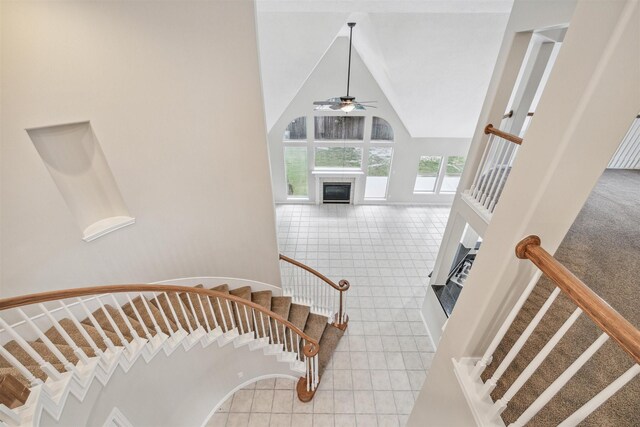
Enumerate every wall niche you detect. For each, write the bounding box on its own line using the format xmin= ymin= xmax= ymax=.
xmin=27 ymin=121 xmax=134 ymax=242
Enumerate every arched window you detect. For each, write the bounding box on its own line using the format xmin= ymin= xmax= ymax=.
xmin=371 ymin=117 xmax=394 ymax=141
xmin=284 ymin=116 xmax=306 ymax=140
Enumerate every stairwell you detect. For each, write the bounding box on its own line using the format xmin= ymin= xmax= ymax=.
xmin=0 ymin=258 xmax=348 ymax=426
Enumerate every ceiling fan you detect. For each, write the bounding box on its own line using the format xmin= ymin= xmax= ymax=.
xmin=313 ymin=22 xmax=377 ymax=113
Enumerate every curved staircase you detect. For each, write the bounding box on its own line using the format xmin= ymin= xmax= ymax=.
xmin=0 ymin=256 xmax=349 ymax=426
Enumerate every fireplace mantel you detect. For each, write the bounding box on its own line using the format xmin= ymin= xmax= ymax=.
xmin=312 ymin=170 xmax=364 ymax=205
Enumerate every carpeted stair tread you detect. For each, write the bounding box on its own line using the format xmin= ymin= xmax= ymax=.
xmin=270 ymin=296 xmax=292 ymax=319
xmin=43 ymin=319 xmax=120 ymax=351
xmin=482 ymin=170 xmax=640 ymax=426
xmin=0 ymin=341 xmax=66 ymax=378
xmin=0 ymin=368 xmax=30 ymax=390
xmin=251 ymin=291 xmax=272 ymax=337
xmin=207 ymin=285 xmax=234 ymax=332
xmin=317 ymin=324 xmax=345 ymax=375
xmin=149 ymin=293 xmax=198 ymax=332
xmin=179 ymin=285 xmax=217 ymax=331
xmin=251 ymin=291 xmax=272 ymax=310
xmin=80 ymin=305 xmax=145 ymax=343
xmin=302 ymin=313 xmax=328 ymax=344
xmin=229 ymin=286 xmax=254 ymax=333
xmin=269 ymin=297 xmax=292 ymax=347
xmin=28 ymin=342 xmax=81 ymax=367
xmin=121 ymin=296 xmax=173 ymax=335
xmin=288 ymin=304 xmax=310 ymax=331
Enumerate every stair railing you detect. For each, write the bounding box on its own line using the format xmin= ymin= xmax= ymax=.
xmin=0 ymin=284 xmax=321 ymax=421
xmin=464 ymin=124 xmax=524 ymax=216
xmin=467 ymin=236 xmax=640 ymax=426
xmin=608 ymin=114 xmax=640 ymax=169
xmin=279 ymin=254 xmax=350 ymax=330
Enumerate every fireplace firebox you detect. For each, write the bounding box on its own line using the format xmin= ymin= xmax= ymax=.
xmin=323 ymin=182 xmax=352 ymax=204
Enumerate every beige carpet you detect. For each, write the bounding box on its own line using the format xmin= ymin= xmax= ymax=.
xmin=483 ymin=169 xmax=640 ymax=426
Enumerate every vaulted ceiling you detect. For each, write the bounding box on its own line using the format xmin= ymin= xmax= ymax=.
xmin=256 ymin=0 xmax=512 ymax=138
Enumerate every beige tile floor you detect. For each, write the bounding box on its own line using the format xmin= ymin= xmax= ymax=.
xmin=207 ymin=205 xmax=449 ymax=427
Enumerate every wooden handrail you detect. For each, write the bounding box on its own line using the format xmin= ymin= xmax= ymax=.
xmin=279 ymin=254 xmax=350 ymax=292
xmin=0 ymin=284 xmax=320 ymax=356
xmin=484 ymin=124 xmax=523 ymax=145
xmin=516 ymin=235 xmax=640 ymax=364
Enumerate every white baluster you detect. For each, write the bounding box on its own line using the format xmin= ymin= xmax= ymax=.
xmin=482 ymin=287 xmax=561 ymax=396
xmin=511 ymin=333 xmax=610 ymax=426
xmin=480 ymin=139 xmax=510 ymax=206
xmin=77 ymin=298 xmax=117 ymax=351
xmin=184 ymin=294 xmax=201 ymax=332
xmin=259 ymin=312 xmax=267 ymax=340
xmin=150 ymin=293 xmax=175 ymax=336
xmin=174 ymin=293 xmax=194 ymax=334
xmin=490 ymin=307 xmax=583 ymax=420
xmin=161 ymin=293 xmax=183 ymax=332
xmin=234 ymin=303 xmax=244 ymax=335
xmin=204 ymin=295 xmax=219 ymax=330
xmin=242 ymin=305 xmax=252 ymax=336
xmin=215 ymin=297 xmax=229 ymax=331
xmin=469 ymin=135 xmax=494 ymax=197
xmin=59 ymin=300 xmax=104 ymax=357
xmin=225 ymin=300 xmax=237 ymax=330
xmin=38 ymin=303 xmax=90 ymax=364
xmin=109 ymin=295 xmax=140 ymax=340
xmin=472 ymin=271 xmax=543 ymax=379
xmin=0 ymin=341 xmax=42 ymax=387
xmin=17 ymin=308 xmax=75 ymax=372
xmin=95 ymin=296 xmax=132 ymax=352
xmin=125 ymin=294 xmax=153 ymax=342
xmin=0 ymin=317 xmax=61 ymax=381
xmin=193 ymin=294 xmax=211 ymax=333
xmin=558 ymin=364 xmax=640 ymax=427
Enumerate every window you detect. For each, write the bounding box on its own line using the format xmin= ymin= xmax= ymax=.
xmin=371 ymin=117 xmax=394 ymax=141
xmin=315 ymin=147 xmax=362 ymax=169
xmin=414 ymin=156 xmax=442 ymax=193
xmin=284 ymin=117 xmax=306 ymax=140
xmin=365 ymin=147 xmax=392 ymax=199
xmin=441 ymin=156 xmax=466 ymax=193
xmin=284 ymin=147 xmax=308 ymax=197
xmin=314 ymin=116 xmax=364 ymax=140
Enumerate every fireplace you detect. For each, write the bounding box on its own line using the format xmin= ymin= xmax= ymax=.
xmin=323 ymin=182 xmax=352 ymax=204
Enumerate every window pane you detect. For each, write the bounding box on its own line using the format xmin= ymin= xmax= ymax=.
xmin=365 ymin=147 xmax=392 ymax=199
xmin=414 ymin=156 xmax=442 ymax=192
xmin=284 ymin=147 xmax=308 ymax=197
xmin=315 ymin=147 xmax=362 ymax=168
xmin=441 ymin=156 xmax=466 ymax=193
xmin=284 ymin=117 xmax=306 ymax=140
xmin=314 ymin=116 xmax=364 ymax=140
xmin=371 ymin=117 xmax=394 ymax=141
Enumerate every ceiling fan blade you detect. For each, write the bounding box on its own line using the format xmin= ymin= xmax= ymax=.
xmin=313 ymin=101 xmax=339 ymax=105
xmin=357 ymin=104 xmax=377 ymax=108
xmin=356 ymin=101 xmax=378 ymax=103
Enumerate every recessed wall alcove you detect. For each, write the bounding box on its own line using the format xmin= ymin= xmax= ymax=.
xmin=26 ymin=121 xmax=134 ymax=242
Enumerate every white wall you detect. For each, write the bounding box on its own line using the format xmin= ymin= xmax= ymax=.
xmin=268 ymin=37 xmax=471 ymax=205
xmin=409 ymin=0 xmax=639 ymax=425
xmin=0 ymin=1 xmax=281 ymax=296
xmin=39 ymin=342 xmax=297 ymax=427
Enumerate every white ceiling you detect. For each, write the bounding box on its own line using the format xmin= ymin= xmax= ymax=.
xmin=256 ymin=0 xmax=512 ymax=138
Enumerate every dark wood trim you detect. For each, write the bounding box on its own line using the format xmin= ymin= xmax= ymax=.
xmin=484 ymin=124 xmax=523 ymax=145
xmin=516 ymin=235 xmax=640 ymax=364
xmin=279 ymin=254 xmax=350 ymax=292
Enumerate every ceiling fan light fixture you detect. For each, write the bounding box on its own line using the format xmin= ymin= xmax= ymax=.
xmin=340 ymin=103 xmax=356 ymax=113
xmin=312 ymin=22 xmax=378 ymax=113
